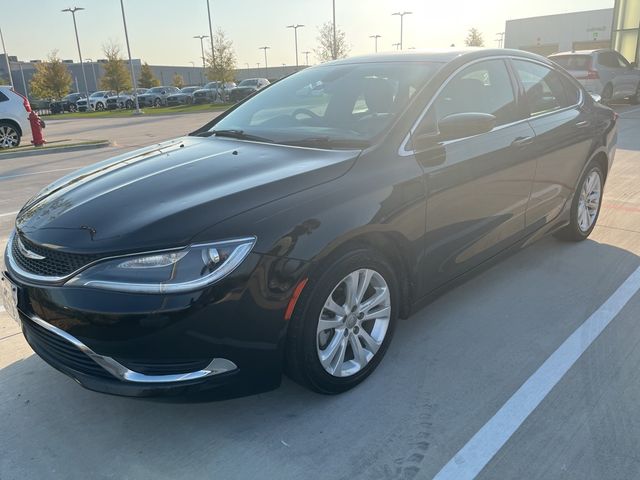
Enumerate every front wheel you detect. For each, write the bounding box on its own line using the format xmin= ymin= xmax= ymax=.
xmin=153 ymin=98 xmax=162 ymax=107
xmin=285 ymin=249 xmax=398 ymax=394
xmin=555 ymin=161 xmax=604 ymax=241
xmin=631 ymin=83 xmax=640 ymax=105
xmin=95 ymin=102 xmax=104 ymax=111
xmin=601 ymin=84 xmax=614 ymax=105
xmin=125 ymin=99 xmax=134 ymax=109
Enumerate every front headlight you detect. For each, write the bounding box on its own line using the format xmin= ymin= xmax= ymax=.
xmin=66 ymin=237 xmax=256 ymax=293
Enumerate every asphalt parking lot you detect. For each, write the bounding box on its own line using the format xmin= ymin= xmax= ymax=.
xmin=2 ymin=107 xmax=640 ymax=479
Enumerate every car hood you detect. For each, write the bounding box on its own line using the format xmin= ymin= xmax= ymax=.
xmin=16 ymin=136 xmax=360 ymax=255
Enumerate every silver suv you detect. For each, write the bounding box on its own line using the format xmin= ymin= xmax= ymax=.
xmin=549 ymin=49 xmax=640 ymax=104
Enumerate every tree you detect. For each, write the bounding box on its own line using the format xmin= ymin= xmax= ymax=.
xmin=205 ymin=28 xmax=237 ymax=82
xmin=314 ymin=22 xmax=349 ymax=63
xmin=138 ymin=62 xmax=159 ymax=88
xmin=464 ymin=28 xmax=485 ymax=47
xmin=172 ymin=73 xmax=184 ymax=88
xmin=29 ymin=50 xmax=72 ymax=100
xmin=100 ymin=42 xmax=131 ymax=94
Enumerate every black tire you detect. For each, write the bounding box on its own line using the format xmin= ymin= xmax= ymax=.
xmin=125 ymin=99 xmax=134 ymax=109
xmin=0 ymin=122 xmax=21 ymax=148
xmin=154 ymin=98 xmax=162 ymax=107
xmin=95 ymin=102 xmax=104 ymax=111
xmin=631 ymin=83 xmax=640 ymax=105
xmin=68 ymin=104 xmax=77 ymax=113
xmin=555 ymin=161 xmax=604 ymax=242
xmin=186 ymin=96 xmax=193 ymax=105
xmin=285 ymin=248 xmax=398 ymax=394
xmin=601 ymin=83 xmax=614 ymax=106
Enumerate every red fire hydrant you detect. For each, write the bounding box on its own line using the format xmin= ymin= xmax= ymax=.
xmin=29 ymin=110 xmax=46 ymax=147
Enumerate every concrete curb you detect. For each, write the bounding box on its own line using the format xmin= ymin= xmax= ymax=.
xmin=0 ymin=141 xmax=111 ymax=159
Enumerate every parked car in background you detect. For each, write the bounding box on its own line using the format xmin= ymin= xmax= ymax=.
xmin=193 ymin=82 xmax=222 ymax=104
xmin=76 ymin=91 xmax=115 ymax=112
xmin=1 ymin=49 xmax=618 ymax=397
xmin=550 ymin=49 xmax=640 ymax=104
xmin=49 ymin=93 xmax=83 ymax=114
xmin=228 ymin=78 xmax=270 ymax=102
xmin=0 ymin=86 xmax=31 ymax=148
xmin=136 ymin=86 xmax=180 ymax=107
xmin=166 ymin=86 xmax=201 ymax=106
xmin=105 ymin=89 xmax=149 ymax=110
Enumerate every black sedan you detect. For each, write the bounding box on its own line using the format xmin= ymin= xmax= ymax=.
xmin=49 ymin=93 xmax=82 ymax=114
xmin=1 ymin=49 xmax=617 ymax=397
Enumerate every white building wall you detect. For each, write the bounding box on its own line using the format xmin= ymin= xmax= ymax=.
xmin=505 ymin=9 xmax=613 ymax=56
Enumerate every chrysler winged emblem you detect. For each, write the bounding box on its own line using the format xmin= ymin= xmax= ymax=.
xmin=16 ymin=237 xmax=46 ymax=260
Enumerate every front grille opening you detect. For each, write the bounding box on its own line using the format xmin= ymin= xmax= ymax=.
xmin=11 ymin=234 xmax=101 ymax=278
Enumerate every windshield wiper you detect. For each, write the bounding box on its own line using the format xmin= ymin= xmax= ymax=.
xmin=197 ymin=129 xmax=273 ymax=143
xmin=281 ymin=136 xmax=370 ymax=150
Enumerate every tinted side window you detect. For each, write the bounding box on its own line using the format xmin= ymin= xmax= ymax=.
xmin=431 ymin=59 xmax=519 ymax=129
xmin=598 ymin=52 xmax=625 ymax=68
xmin=0 ymin=91 xmax=8 ymax=102
xmin=512 ymin=60 xmax=570 ymax=116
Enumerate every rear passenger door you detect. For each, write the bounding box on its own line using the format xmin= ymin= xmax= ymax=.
xmin=510 ymin=59 xmax=593 ymax=230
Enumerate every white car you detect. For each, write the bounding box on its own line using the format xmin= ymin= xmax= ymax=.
xmin=76 ymin=91 xmax=115 ymax=112
xmin=0 ymin=85 xmax=31 ymax=148
xmin=549 ymin=49 xmax=640 ymax=104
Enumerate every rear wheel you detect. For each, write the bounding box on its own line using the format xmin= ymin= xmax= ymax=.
xmin=68 ymin=103 xmax=77 ymax=113
xmin=555 ymin=161 xmax=604 ymax=241
xmin=154 ymin=98 xmax=162 ymax=107
xmin=601 ymin=83 xmax=614 ymax=105
xmin=631 ymin=83 xmax=640 ymax=105
xmin=286 ymin=248 xmax=398 ymax=394
xmin=125 ymin=99 xmax=134 ymax=109
xmin=0 ymin=122 xmax=20 ymax=148
xmin=95 ymin=102 xmax=104 ymax=111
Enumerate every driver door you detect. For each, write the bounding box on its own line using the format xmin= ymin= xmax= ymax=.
xmin=411 ymin=59 xmax=538 ymax=291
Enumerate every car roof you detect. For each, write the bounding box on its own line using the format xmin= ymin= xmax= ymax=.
xmin=320 ymin=48 xmax=552 ymax=66
xmin=550 ymin=49 xmax=612 ymax=57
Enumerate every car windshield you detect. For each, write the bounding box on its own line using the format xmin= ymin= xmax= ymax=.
xmin=148 ymin=87 xmax=166 ymax=93
xmin=204 ymin=82 xmax=219 ymax=89
xmin=181 ymin=87 xmax=199 ymax=93
xmin=239 ymin=79 xmax=259 ymax=87
xmin=211 ymin=62 xmax=440 ymax=147
xmin=90 ymin=91 xmax=108 ymax=97
xmin=551 ymin=55 xmax=592 ymax=70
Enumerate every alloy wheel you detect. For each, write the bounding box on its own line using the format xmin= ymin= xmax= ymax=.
xmin=95 ymin=102 xmax=104 ymax=111
xmin=577 ymin=170 xmax=602 ymax=232
xmin=316 ymin=268 xmax=391 ymax=377
xmin=0 ymin=125 xmax=19 ymax=148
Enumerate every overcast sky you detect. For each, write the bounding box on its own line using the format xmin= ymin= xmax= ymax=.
xmin=2 ymin=0 xmax=614 ymax=67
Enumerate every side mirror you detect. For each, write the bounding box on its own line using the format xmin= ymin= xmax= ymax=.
xmin=590 ymin=93 xmax=602 ymax=103
xmin=437 ymin=112 xmax=496 ymax=141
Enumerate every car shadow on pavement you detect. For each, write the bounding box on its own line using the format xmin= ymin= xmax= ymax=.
xmin=1 ymin=236 xmax=639 ymax=479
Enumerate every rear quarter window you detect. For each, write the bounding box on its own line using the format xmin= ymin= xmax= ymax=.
xmin=0 ymin=91 xmax=8 ymax=102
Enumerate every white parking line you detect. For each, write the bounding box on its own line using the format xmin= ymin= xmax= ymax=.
xmin=620 ymin=106 xmax=640 ymax=117
xmin=0 ymin=166 xmax=78 ymax=181
xmin=434 ymin=264 xmax=640 ymax=480
xmin=0 ymin=211 xmax=18 ymax=218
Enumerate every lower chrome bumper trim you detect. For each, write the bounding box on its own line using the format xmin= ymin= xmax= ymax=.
xmin=26 ymin=314 xmax=238 ymax=384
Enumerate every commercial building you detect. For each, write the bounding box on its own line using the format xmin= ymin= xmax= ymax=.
xmin=504 ymin=9 xmax=613 ymax=57
xmin=612 ymin=0 xmax=640 ymax=64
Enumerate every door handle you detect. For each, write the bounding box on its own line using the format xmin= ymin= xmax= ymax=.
xmin=576 ymin=120 xmax=591 ymax=128
xmin=511 ymin=136 xmax=534 ymax=147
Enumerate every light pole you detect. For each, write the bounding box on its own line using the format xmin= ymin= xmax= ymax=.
xmin=18 ymin=64 xmax=28 ymax=100
xmin=495 ymin=32 xmax=505 ymax=48
xmin=206 ymin=0 xmax=215 ymax=76
xmin=62 ymin=7 xmax=90 ymax=104
xmin=286 ymin=24 xmax=304 ymax=67
xmin=259 ymin=46 xmax=270 ymax=78
xmin=0 ymin=26 xmax=13 ymax=87
xmin=332 ymin=0 xmax=337 ymax=60
xmin=369 ymin=34 xmax=381 ymax=53
xmin=302 ymin=50 xmax=311 ymax=65
xmin=392 ymin=42 xmax=401 ymax=51
xmin=245 ymin=62 xmax=250 ymax=69
xmin=85 ymin=59 xmax=98 ymax=91
xmin=391 ymin=11 xmax=412 ymax=50
xmin=119 ymin=0 xmax=141 ymax=114
xmin=194 ymin=35 xmax=209 ymax=84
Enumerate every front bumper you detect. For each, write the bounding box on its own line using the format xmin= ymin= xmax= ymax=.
xmin=4 ymin=252 xmax=309 ymax=397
